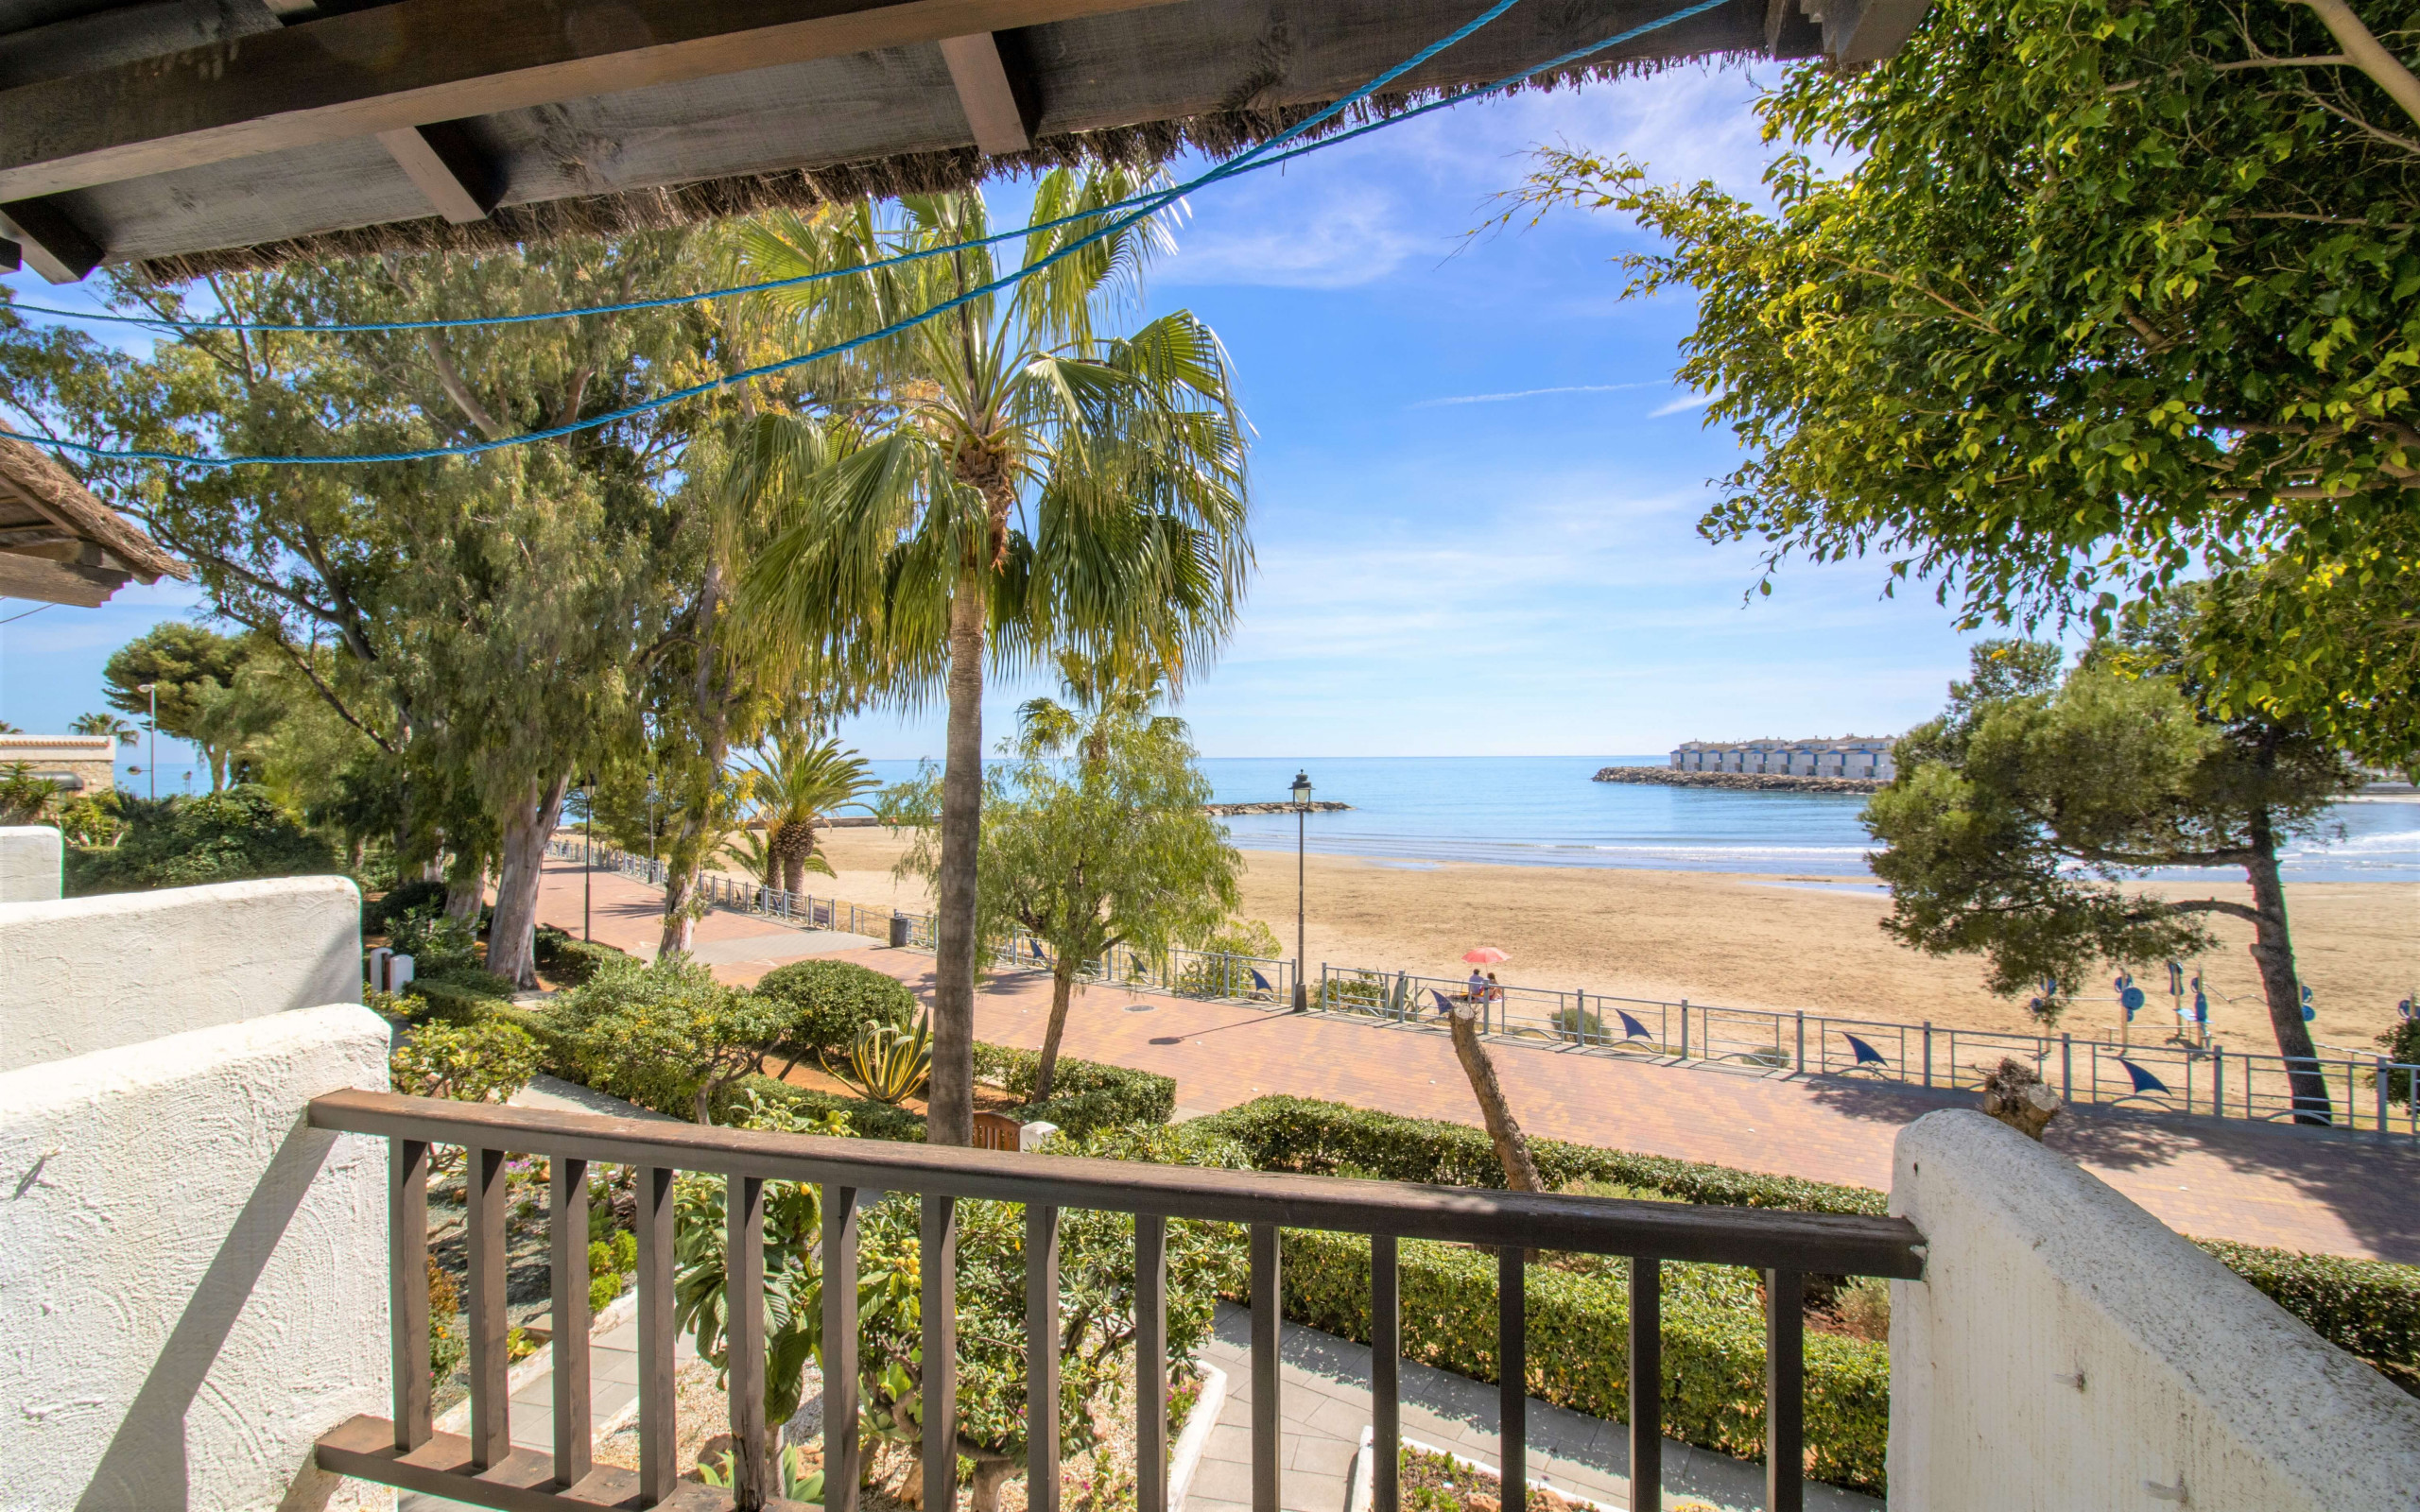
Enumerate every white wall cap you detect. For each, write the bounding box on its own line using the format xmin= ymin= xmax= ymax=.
xmin=0 ymin=874 xmax=363 ymax=1074
xmin=1890 ymin=1109 xmax=2420 ymax=1510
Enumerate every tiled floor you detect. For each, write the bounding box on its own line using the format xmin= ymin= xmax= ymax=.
xmin=1190 ymin=1304 xmax=1878 ymax=1512
xmin=533 ymin=858 xmax=2420 ymax=1263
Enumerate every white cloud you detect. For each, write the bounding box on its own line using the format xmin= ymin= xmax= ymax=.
xmin=1409 ymin=382 xmax=1659 ymax=407
xmin=1159 ymin=180 xmax=1429 ymax=290
xmin=1649 ymin=387 xmax=1725 ymax=417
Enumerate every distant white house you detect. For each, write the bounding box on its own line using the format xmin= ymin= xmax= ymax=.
xmin=1671 ymin=737 xmax=1898 ymax=781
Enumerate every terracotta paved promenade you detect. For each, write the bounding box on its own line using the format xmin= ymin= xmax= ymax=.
xmin=534 ymin=857 xmax=2420 ymax=1263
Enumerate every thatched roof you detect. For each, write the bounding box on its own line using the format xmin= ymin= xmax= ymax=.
xmin=0 ymin=434 xmax=185 ymax=606
xmin=0 ymin=0 xmax=1924 ymax=284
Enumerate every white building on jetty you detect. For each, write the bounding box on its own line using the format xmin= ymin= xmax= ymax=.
xmin=1671 ymin=737 xmax=1898 ymax=780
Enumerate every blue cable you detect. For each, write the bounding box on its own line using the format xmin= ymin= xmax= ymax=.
xmin=6 ymin=0 xmax=1728 ymax=469
xmin=6 ymin=0 xmax=1720 ymax=338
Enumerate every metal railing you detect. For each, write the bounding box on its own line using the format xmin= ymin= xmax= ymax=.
xmin=552 ymin=835 xmax=1293 ymax=1005
xmin=308 ymin=1090 xmax=1924 ymax=1512
xmin=1314 ymin=967 xmax=2420 ymax=1137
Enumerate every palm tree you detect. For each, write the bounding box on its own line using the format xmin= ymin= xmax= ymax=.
xmin=71 ymin=712 xmax=142 ymax=747
xmin=735 ymin=169 xmax=1253 ymax=1143
xmin=1016 ymin=648 xmax=1186 ymax=766
xmin=744 ymin=733 xmax=875 ymax=895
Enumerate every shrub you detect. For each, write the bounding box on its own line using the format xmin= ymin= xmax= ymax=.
xmin=406 ymin=969 xmax=520 ymax=1023
xmin=64 ymin=785 xmax=336 ymax=895
xmin=1269 ymin=1228 xmax=1889 ymax=1495
xmin=2377 ymin=1018 xmax=2420 ymax=1108
xmin=752 ymin=957 xmax=916 ymax=1070
xmin=533 ymin=926 xmax=633 ymax=988
xmin=975 ymin=1042 xmax=1176 ymax=1134
xmin=390 ymin=1020 xmax=541 ymax=1105
xmin=1198 ymin=1096 xmax=1887 ymax=1215
xmin=2194 ymin=1239 xmax=2420 ymax=1366
xmin=726 ymin=1077 xmax=929 ymax=1142
xmin=389 ymin=907 xmax=482 ymax=975
xmin=547 ymin=955 xmax=786 ymax=1123
xmin=366 ymin=878 xmax=446 ymax=935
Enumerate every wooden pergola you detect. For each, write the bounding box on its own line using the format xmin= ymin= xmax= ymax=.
xmin=0 ymin=0 xmax=1927 ymax=283
xmin=0 ymin=434 xmax=184 ymax=605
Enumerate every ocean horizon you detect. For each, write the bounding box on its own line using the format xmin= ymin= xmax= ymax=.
xmin=860 ymin=753 xmax=2420 ymax=884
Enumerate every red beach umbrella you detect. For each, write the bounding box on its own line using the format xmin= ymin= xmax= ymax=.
xmin=1462 ymin=947 xmax=1510 ymax=965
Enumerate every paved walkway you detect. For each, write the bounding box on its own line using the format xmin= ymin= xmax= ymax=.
xmin=1194 ymin=1304 xmax=1876 ymax=1512
xmin=531 ymin=858 xmax=2420 ymax=1263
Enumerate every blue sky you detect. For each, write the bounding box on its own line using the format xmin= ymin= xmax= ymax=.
xmin=0 ymin=59 xmax=1987 ymax=777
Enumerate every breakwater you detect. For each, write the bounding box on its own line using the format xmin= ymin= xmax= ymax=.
xmin=1593 ymin=767 xmax=1882 ymax=796
xmin=1205 ymin=800 xmax=1354 ymax=816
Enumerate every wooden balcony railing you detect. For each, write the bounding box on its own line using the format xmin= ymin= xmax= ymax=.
xmin=306 ymin=1091 xmax=1926 ymax=1512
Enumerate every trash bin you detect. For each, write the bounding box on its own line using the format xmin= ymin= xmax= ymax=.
xmin=888 ymin=913 xmax=912 ymax=949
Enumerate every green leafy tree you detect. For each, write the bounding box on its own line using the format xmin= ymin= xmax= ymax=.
xmin=896 ymin=676 xmax=1238 ymax=1103
xmin=101 ymin=623 xmax=248 ymax=787
xmin=1869 ymin=634 xmax=2359 ymax=1121
xmin=1495 ymin=0 xmax=2420 ymax=771
xmin=737 ymin=170 xmax=1254 ymax=1144
xmin=744 ymin=730 xmax=876 ymax=895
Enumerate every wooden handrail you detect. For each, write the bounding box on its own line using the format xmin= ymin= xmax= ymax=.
xmin=307 ymin=1090 xmax=1925 ymax=1276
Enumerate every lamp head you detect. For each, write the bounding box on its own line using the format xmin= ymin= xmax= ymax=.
xmin=1289 ymin=769 xmax=1312 ymax=805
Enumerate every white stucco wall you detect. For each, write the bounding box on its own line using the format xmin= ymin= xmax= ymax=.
xmin=0 ymin=823 xmax=61 ymax=902
xmin=0 ymin=1002 xmax=392 ymax=1512
xmin=0 ymin=875 xmax=362 ymax=1074
xmin=1888 ymin=1109 xmax=2420 ymax=1511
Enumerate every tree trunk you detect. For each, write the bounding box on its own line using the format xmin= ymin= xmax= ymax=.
xmin=1033 ymin=964 xmax=1079 ymax=1104
xmin=486 ymin=773 xmax=570 ymax=988
xmin=965 ymin=1451 xmax=1014 ymax=1512
xmin=772 ymin=818 xmax=814 ymax=896
xmin=928 ymin=564 xmax=986 ymax=1148
xmin=2243 ymin=810 xmax=2332 ymax=1124
xmin=1447 ymin=1002 xmax=1546 ymax=1192
xmin=661 ymin=861 xmax=699 ymax=958
xmin=442 ymin=850 xmax=486 ymax=924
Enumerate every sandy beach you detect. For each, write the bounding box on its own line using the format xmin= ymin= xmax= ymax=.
xmin=792 ymin=827 xmax=2419 ymax=1054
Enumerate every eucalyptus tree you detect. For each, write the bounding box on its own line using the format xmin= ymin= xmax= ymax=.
xmin=735 ymin=171 xmax=1253 ymax=1143
xmin=109 ymin=232 xmax=735 ymax=983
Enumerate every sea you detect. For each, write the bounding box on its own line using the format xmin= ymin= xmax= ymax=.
xmin=863 ymin=754 xmax=2420 ymax=884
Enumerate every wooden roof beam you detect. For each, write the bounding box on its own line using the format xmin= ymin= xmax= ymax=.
xmin=939 ymin=32 xmax=1039 ymax=155
xmin=376 ymin=120 xmax=502 ymax=224
xmin=0 ymin=0 xmax=1184 ymax=207
xmin=0 ymin=197 xmax=104 ymax=283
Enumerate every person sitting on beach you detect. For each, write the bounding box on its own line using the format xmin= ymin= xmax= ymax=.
xmin=1466 ymin=968 xmax=1488 ymax=1002
xmin=1484 ymin=971 xmax=1503 ymax=1003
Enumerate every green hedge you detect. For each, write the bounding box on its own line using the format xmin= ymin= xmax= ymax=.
xmin=728 ymin=1075 xmax=929 ymax=1141
xmin=1268 ymin=1228 xmax=1889 ymax=1496
xmin=753 ymin=958 xmax=916 ymax=1056
xmin=974 ymin=1042 xmax=1177 ymax=1135
xmin=532 ymin=927 xmax=632 ymax=988
xmin=1197 ymin=1096 xmax=1885 ymax=1215
xmin=2195 ymin=1240 xmax=2420 ymax=1366
xmin=406 ymin=967 xmax=520 ymax=1022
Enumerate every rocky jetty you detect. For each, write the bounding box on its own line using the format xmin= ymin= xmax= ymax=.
xmin=1592 ymin=767 xmax=1883 ymax=795
xmin=1204 ymin=800 xmax=1355 ymax=816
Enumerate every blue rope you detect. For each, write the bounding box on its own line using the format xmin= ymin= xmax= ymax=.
xmin=6 ymin=0 xmax=1720 ymax=338
xmin=5 ymin=0 xmax=1728 ymax=469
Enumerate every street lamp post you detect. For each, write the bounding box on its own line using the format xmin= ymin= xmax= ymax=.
xmin=137 ymin=682 xmax=157 ymax=801
xmin=1290 ymin=769 xmax=1312 ymax=1012
xmin=580 ymin=774 xmax=596 ymax=944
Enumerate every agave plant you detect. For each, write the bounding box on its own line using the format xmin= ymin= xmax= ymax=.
xmin=826 ymin=1015 xmax=931 ymax=1105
